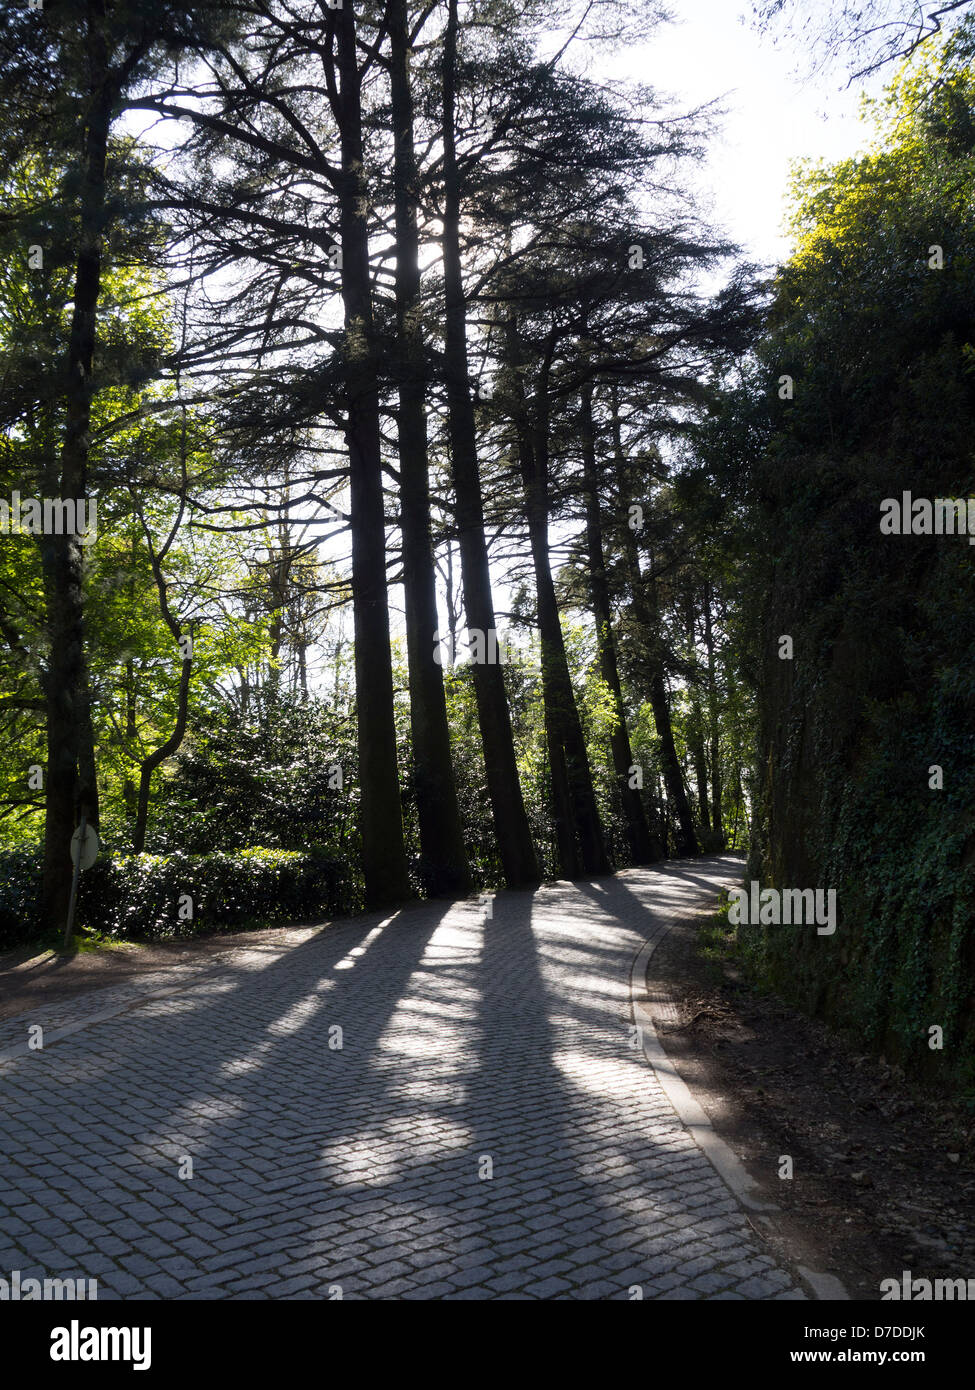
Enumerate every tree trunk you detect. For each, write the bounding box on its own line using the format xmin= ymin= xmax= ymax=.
xmin=133 ymin=652 xmax=191 ymax=853
xmin=610 ymin=389 xmax=698 ymax=857
xmin=685 ymin=596 xmax=711 ymax=834
xmin=442 ymin=540 xmax=459 ymax=664
xmin=123 ymin=657 xmax=137 ymax=816
xmin=40 ymin=0 xmax=110 ymax=933
xmin=703 ymin=588 xmax=723 ymax=840
xmin=440 ymin=0 xmax=539 ymax=888
xmin=390 ymin=0 xmax=471 ymax=897
xmin=580 ymin=382 xmax=659 ymax=864
xmin=688 ymin=689 xmax=712 ymax=833
xmin=643 ymin=604 xmax=698 ymax=856
xmin=514 ymin=329 xmax=609 ymax=877
xmin=336 ymin=2 xmax=412 ymax=909
xmin=267 ymin=547 xmax=285 ymax=698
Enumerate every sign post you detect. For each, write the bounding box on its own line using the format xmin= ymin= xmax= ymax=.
xmin=64 ymin=816 xmax=99 ymax=948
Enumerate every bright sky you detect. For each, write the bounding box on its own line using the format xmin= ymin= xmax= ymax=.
xmin=611 ymin=0 xmax=887 ymax=268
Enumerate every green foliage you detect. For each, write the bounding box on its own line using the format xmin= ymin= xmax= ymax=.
xmin=697 ymin=899 xmax=739 ymax=986
xmin=79 ymin=846 xmax=349 ymax=940
xmin=0 ymin=845 xmax=349 ymax=949
xmin=146 ymin=692 xmax=356 ymax=857
xmin=709 ymin=23 xmax=975 ymax=1090
xmin=0 ymin=849 xmax=42 ymax=949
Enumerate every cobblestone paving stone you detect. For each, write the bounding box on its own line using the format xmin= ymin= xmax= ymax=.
xmin=0 ymin=856 xmax=804 ymax=1299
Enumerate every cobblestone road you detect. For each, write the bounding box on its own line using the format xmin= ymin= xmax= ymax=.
xmin=0 ymin=857 xmax=803 ymax=1299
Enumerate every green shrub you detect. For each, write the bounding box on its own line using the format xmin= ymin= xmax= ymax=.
xmin=0 ymin=849 xmax=43 ymax=949
xmin=0 ymin=846 xmax=351 ymax=949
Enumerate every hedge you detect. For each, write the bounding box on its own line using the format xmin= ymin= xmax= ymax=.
xmin=0 ymin=847 xmax=349 ymax=949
